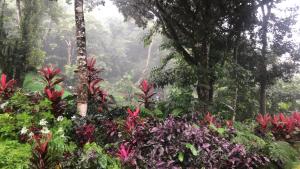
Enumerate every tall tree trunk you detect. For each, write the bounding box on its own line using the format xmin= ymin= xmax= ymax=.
xmin=65 ymin=39 xmax=72 ymax=65
xmin=75 ymin=0 xmax=88 ymax=117
xmin=259 ymin=81 xmax=267 ymax=114
xmin=137 ymin=41 xmax=154 ymax=84
xmin=258 ymin=3 xmax=272 ymax=114
xmin=16 ymin=0 xmax=21 ymax=27
xmin=208 ymin=79 xmax=214 ymax=103
xmin=196 ymin=40 xmax=210 ymax=113
xmin=232 ymin=35 xmax=240 ymax=121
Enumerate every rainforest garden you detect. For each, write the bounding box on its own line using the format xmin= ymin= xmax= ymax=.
xmin=2 ymin=0 xmax=300 ymax=168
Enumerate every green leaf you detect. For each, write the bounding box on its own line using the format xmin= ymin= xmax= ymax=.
xmin=178 ymin=152 xmax=184 ymax=162
xmin=172 ymin=108 xmax=183 ymax=117
xmin=185 ymin=143 xmax=198 ymax=156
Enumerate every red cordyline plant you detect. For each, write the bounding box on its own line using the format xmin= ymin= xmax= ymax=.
xmin=39 ymin=66 xmax=63 ymax=91
xmin=86 ymin=57 xmax=107 ymax=112
xmin=75 ymin=123 xmax=96 ymax=147
xmin=137 ymin=80 xmax=155 ymax=109
xmin=0 ymin=73 xmax=16 ymax=100
xmin=125 ymin=107 xmax=143 ymax=134
xmin=256 ymin=113 xmax=271 ymax=130
xmin=30 ymin=133 xmax=54 ymax=169
xmin=39 ymin=65 xmax=65 ymax=117
xmin=87 ymin=57 xmax=102 ymax=82
xmin=256 ymin=112 xmax=300 ymax=140
xmin=201 ymin=112 xmax=232 ymax=128
xmin=225 ymin=120 xmax=233 ymax=128
xmin=203 ymin=112 xmax=216 ymax=125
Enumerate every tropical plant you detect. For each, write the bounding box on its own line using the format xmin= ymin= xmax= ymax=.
xmin=137 ymin=80 xmax=155 ymax=109
xmin=0 ymin=140 xmax=31 ymax=169
xmin=119 ymin=117 xmax=269 ymax=168
xmin=87 ymin=57 xmax=108 ymax=113
xmin=78 ymin=142 xmax=121 ymax=169
xmin=0 ymin=74 xmax=16 ymax=101
xmin=29 ymin=133 xmax=55 ymax=169
xmin=256 ymin=112 xmax=300 ymax=140
xmin=39 ymin=65 xmax=66 ymax=117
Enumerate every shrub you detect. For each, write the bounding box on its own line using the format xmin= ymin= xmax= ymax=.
xmin=256 ymin=112 xmax=300 ymax=140
xmin=0 ymin=140 xmax=31 ymax=169
xmin=78 ymin=142 xmax=121 ymax=169
xmin=267 ymin=141 xmax=300 ymax=169
xmin=119 ymin=117 xmax=269 ymax=168
xmin=74 ymin=120 xmax=96 ymax=147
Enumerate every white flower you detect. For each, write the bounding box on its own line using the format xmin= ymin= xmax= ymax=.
xmin=28 ymin=132 xmax=34 ymax=137
xmin=57 ymin=127 xmax=64 ymax=133
xmin=71 ymin=116 xmax=76 ymax=120
xmin=20 ymin=127 xmax=28 ymax=134
xmin=41 ymin=127 xmax=50 ymax=134
xmin=39 ymin=119 xmax=48 ymax=126
xmin=0 ymin=102 xmax=8 ymax=109
xmin=57 ymin=116 xmax=64 ymax=122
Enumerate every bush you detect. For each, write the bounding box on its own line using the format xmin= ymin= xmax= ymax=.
xmin=78 ymin=143 xmax=121 ymax=169
xmin=121 ymin=117 xmax=269 ymax=168
xmin=0 ymin=140 xmax=31 ymax=169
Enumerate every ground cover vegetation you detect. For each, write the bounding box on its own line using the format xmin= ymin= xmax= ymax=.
xmin=0 ymin=0 xmax=300 ymax=169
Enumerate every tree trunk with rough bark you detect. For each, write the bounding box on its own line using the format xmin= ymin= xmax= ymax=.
xmin=16 ymin=0 xmax=21 ymax=27
xmin=75 ymin=0 xmax=88 ymax=117
xmin=196 ymin=40 xmax=210 ymax=113
xmin=258 ymin=3 xmax=272 ymax=114
xmin=232 ymin=35 xmax=240 ymax=121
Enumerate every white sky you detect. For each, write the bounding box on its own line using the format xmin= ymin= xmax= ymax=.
xmin=92 ymin=0 xmax=300 ymax=43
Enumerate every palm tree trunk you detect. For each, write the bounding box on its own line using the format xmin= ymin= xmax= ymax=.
xmin=75 ymin=0 xmax=88 ymax=117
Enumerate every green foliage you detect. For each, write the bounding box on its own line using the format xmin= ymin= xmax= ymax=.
xmin=102 ymin=74 xmax=139 ymax=106
xmin=185 ymin=143 xmax=199 ymax=156
xmin=266 ymin=141 xmax=300 ymax=169
xmin=0 ymin=140 xmax=31 ymax=169
xmin=79 ymin=143 xmax=121 ymax=169
xmin=48 ymin=125 xmax=76 ymax=166
xmin=268 ymin=77 xmax=300 ymax=113
xmin=23 ymin=73 xmax=44 ymax=92
xmin=0 ymin=114 xmax=17 ymax=139
xmin=156 ymin=86 xmax=197 ymax=116
xmin=232 ymin=122 xmax=300 ymax=168
xmin=232 ymin=123 xmax=267 ymax=150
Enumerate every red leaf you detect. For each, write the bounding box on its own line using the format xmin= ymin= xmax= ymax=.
xmin=256 ymin=114 xmax=271 ymax=129
xmin=1 ymin=74 xmax=7 ymax=89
